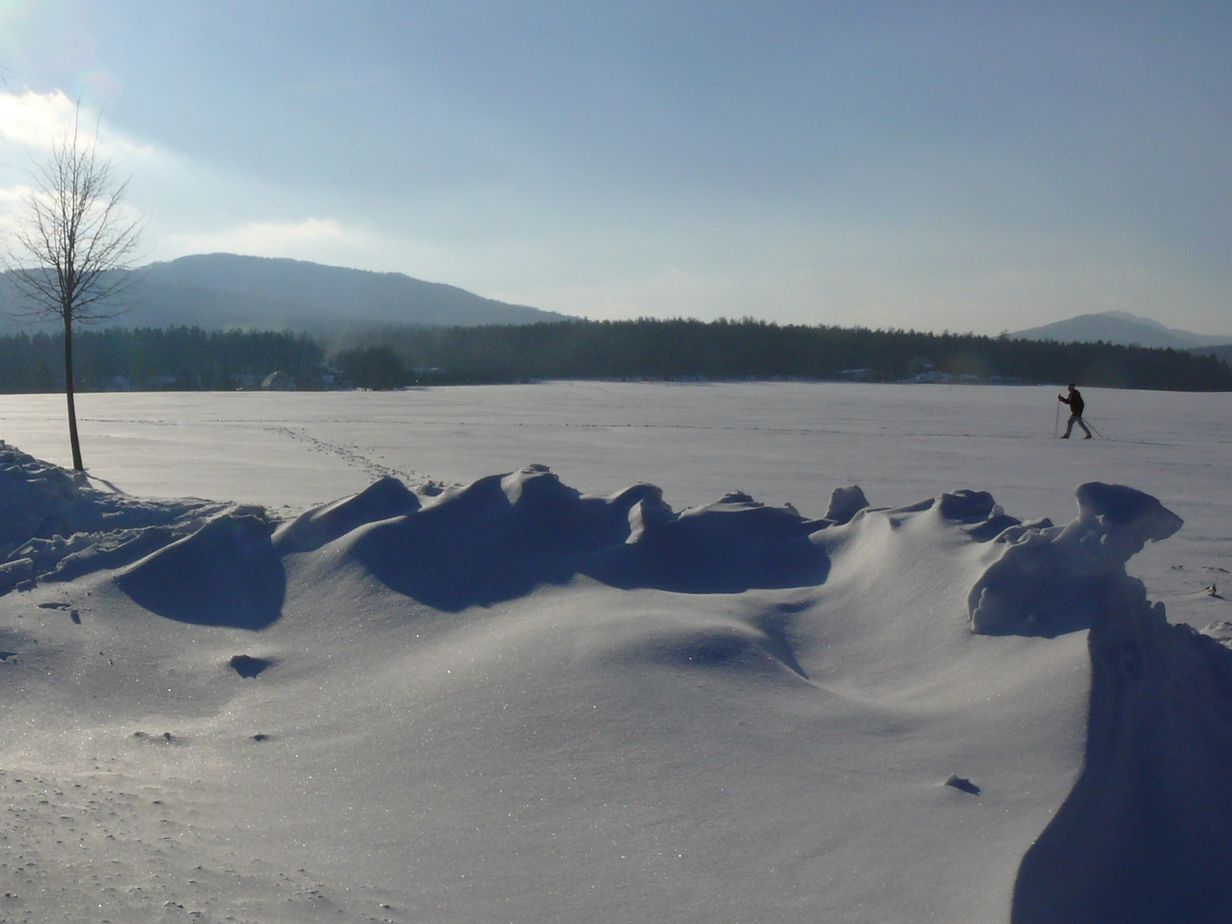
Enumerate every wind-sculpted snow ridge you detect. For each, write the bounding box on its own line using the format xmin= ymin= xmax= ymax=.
xmin=0 ymin=444 xmax=226 ymax=594
xmin=340 ymin=465 xmax=834 ymax=610
xmin=968 ymin=483 xmax=1183 ymax=637
xmin=3 ymin=447 xmax=1187 ymax=639
xmin=0 ymin=451 xmax=844 ymax=613
xmin=1011 ymin=584 xmax=1232 ymax=924
xmin=968 ymin=485 xmax=1232 ymax=922
xmin=271 ymin=475 xmax=420 ymax=554
xmin=115 ymin=509 xmax=285 ymax=629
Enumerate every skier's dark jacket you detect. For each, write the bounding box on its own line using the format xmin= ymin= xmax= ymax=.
xmin=1061 ymin=389 xmax=1085 ymax=416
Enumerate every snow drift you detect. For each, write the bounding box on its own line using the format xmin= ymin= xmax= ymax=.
xmin=115 ymin=510 xmax=285 ymax=629
xmin=969 ymin=482 xmax=1183 ymax=637
xmin=0 ymin=443 xmax=224 ymax=593
xmin=1013 ymin=587 xmax=1232 ymax=923
xmin=2 ymin=443 xmax=1229 ymax=923
xmin=336 ymin=467 xmax=831 ymax=611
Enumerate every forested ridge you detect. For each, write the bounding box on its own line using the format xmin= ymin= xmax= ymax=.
xmin=0 ymin=327 xmax=324 ymax=392
xmin=1 ymin=318 xmax=1229 ymax=393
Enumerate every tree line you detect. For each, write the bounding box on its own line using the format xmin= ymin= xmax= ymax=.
xmin=346 ymin=318 xmax=1232 ymax=391
xmin=0 ymin=327 xmax=324 ymax=392
xmin=0 ymin=318 xmax=1229 ymax=394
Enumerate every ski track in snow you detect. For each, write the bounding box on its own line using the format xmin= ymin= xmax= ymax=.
xmin=270 ymin=425 xmax=426 ymax=486
xmin=69 ymin=413 xmax=429 ymax=487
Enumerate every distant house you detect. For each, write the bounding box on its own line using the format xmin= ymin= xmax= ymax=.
xmin=261 ymin=371 xmax=296 ymax=391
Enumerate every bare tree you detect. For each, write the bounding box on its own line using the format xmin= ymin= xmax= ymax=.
xmin=2 ymin=104 xmax=142 ymax=471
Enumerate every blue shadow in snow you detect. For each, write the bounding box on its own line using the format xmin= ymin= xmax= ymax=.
xmin=1011 ymin=595 xmax=1232 ymax=923
xmin=346 ymin=472 xmax=831 ymax=612
xmin=115 ymin=513 xmax=286 ymax=630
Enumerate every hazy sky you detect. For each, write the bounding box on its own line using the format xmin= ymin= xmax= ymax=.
xmin=1 ymin=1 xmax=1229 ymax=335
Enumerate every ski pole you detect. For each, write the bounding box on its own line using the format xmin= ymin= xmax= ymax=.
xmin=1053 ymin=399 xmax=1060 ymax=438
xmin=1085 ymin=417 xmax=1106 ymax=439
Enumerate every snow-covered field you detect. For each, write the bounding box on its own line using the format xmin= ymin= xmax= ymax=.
xmin=1 ymin=382 xmax=1229 ymax=923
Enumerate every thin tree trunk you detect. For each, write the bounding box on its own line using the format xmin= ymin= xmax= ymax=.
xmin=63 ymin=317 xmax=84 ymax=471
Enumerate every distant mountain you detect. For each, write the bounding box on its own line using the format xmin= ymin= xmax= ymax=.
xmin=0 ymin=253 xmax=569 ymax=332
xmin=1012 ymin=311 xmax=1232 ymax=350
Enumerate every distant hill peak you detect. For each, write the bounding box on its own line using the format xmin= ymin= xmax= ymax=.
xmin=1097 ymin=310 xmax=1169 ymax=329
xmin=2 ymin=252 xmax=570 ymax=333
xmin=1013 ymin=311 xmax=1232 ymax=350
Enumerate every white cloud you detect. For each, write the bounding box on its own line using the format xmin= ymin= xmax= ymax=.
xmin=0 ymin=89 xmax=173 ymax=166
xmin=0 ymin=89 xmax=75 ymax=150
xmin=0 ymin=183 xmax=32 ymax=210
xmin=0 ymin=183 xmax=35 ymax=242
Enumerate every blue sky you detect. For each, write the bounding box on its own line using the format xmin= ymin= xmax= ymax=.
xmin=2 ymin=1 xmax=1229 ymax=335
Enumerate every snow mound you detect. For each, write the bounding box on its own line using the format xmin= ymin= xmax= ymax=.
xmin=3 ymin=447 xmax=1183 ymax=646
xmin=611 ymin=488 xmax=829 ymax=592
xmin=272 ymin=475 xmax=419 ymax=554
xmin=968 ymin=483 xmax=1183 ymax=637
xmin=0 ymin=446 xmax=95 ymax=545
xmin=0 ymin=445 xmax=225 ymax=593
xmin=337 ymin=466 xmax=829 ymax=610
xmin=1012 ymin=584 xmax=1232 ymax=923
xmin=825 ymin=484 xmax=869 ymax=524
xmin=115 ymin=509 xmax=285 ymax=629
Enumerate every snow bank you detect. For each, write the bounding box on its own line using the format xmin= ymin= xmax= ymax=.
xmin=272 ymin=475 xmax=419 ymax=554
xmin=968 ymin=483 xmax=1183 ymax=637
xmin=0 ymin=444 xmax=224 ymax=593
xmin=3 ymin=447 xmax=1185 ymax=641
xmin=952 ymin=483 xmax=1232 ymax=921
xmin=115 ymin=509 xmax=285 ymax=629
xmin=338 ymin=466 xmax=830 ymax=611
xmin=1012 ymin=585 xmax=1232 ymax=924
xmin=0 ymin=453 xmax=835 ymax=608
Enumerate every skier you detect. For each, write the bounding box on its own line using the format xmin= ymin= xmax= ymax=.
xmin=1057 ymin=384 xmax=1092 ymax=439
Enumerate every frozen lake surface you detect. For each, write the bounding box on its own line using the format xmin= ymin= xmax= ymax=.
xmin=3 ymin=381 xmax=1228 ymax=622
